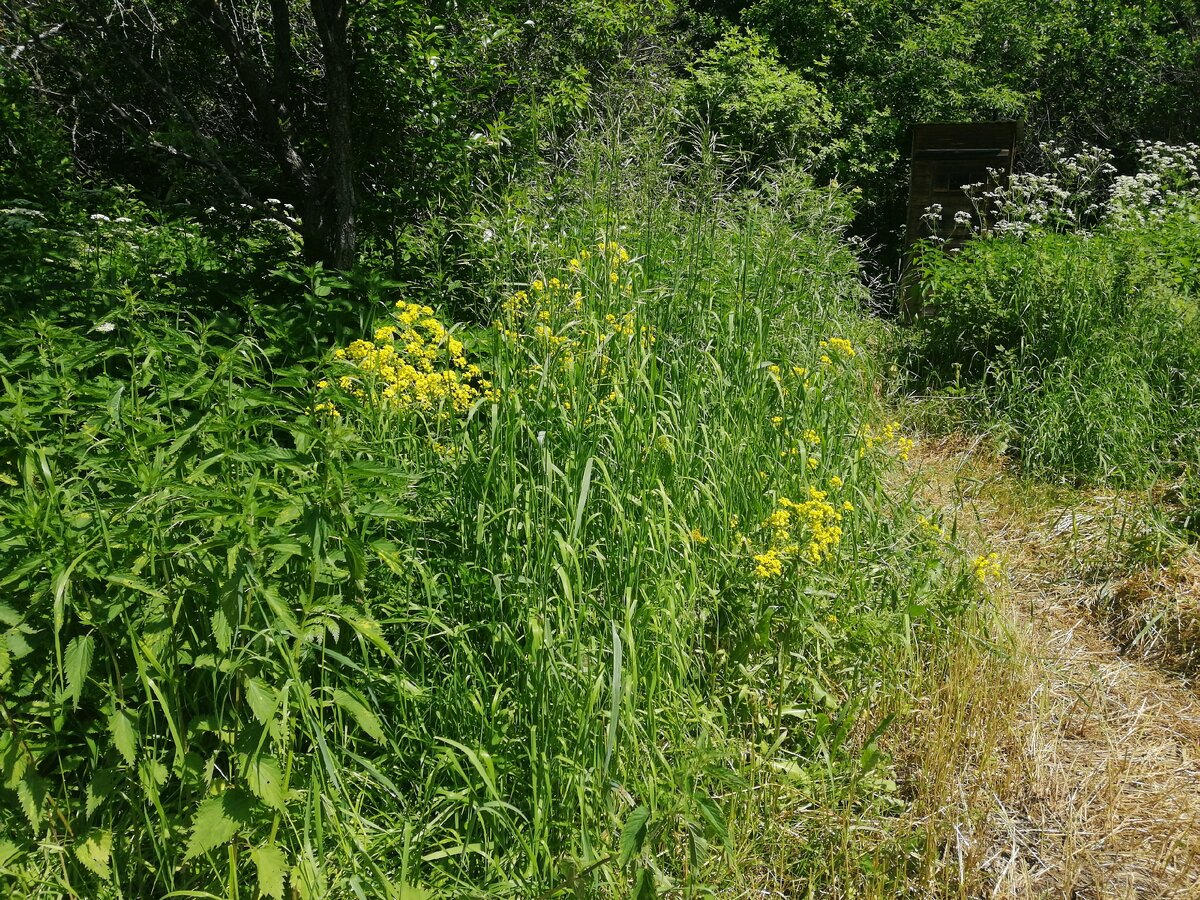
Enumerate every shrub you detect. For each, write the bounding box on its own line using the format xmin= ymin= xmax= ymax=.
xmin=683 ymin=27 xmax=835 ymax=162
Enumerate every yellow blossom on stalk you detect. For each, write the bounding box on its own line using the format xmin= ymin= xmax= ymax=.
xmin=313 ymin=401 xmax=340 ymax=418
xmin=317 ymin=380 xmax=330 ymax=390
xmin=972 ymin=552 xmax=1002 ymax=584
xmin=803 ymin=429 xmax=821 ymax=446
xmin=690 ymin=528 xmax=709 ymax=544
xmin=807 ymin=457 xmax=819 ymax=470
xmin=753 ymin=548 xmax=784 ymax=579
xmin=532 ymin=279 xmax=545 ymax=292
xmin=328 ymin=301 xmax=483 ymax=416
xmin=917 ymin=515 xmax=943 ymax=539
xmin=567 ymin=258 xmax=582 ymax=272
xmin=771 ymin=416 xmax=783 ymax=427
xmin=896 ymin=436 xmax=914 ymax=462
xmin=820 ymin=337 xmax=856 ymax=358
xmin=829 ymin=475 xmax=843 ymax=488
xmin=767 ymin=364 xmax=781 ymax=376
xmin=609 ymin=271 xmax=618 ymax=284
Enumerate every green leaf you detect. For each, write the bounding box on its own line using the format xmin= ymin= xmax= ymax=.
xmin=211 ymin=606 xmax=233 ymax=653
xmin=332 ymin=689 xmax=384 ymax=742
xmin=0 ymin=838 xmax=22 ymax=868
xmin=5 ymin=629 xmax=32 ymax=659
xmin=74 ymin=828 xmax=112 ymax=879
xmin=184 ymin=790 xmax=253 ymax=859
xmin=86 ymin=768 xmax=117 ymax=818
xmin=618 ymin=806 xmax=651 ymax=866
xmin=0 ymin=602 xmax=21 ymax=627
xmin=251 ymin=843 xmax=288 ymax=900
xmin=245 ymin=677 xmax=278 ymax=726
xmin=108 ymin=709 xmax=137 ymax=766
xmin=694 ymin=794 xmax=731 ymax=852
xmin=632 ymin=867 xmax=658 ymax=900
xmin=64 ymin=634 xmax=94 ymax=706
xmin=16 ymin=769 xmax=45 ymax=830
xmin=244 ymin=752 xmax=286 ymax=810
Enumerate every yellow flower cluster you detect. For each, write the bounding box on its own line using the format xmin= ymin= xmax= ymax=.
xmin=917 ymin=514 xmax=945 ymax=540
xmin=820 ymin=337 xmax=856 ymax=358
xmin=752 ymin=486 xmax=849 ymax=578
xmin=328 ymin=301 xmax=494 ymax=414
xmin=972 ymin=553 xmax=1002 ymax=584
xmin=753 ymin=548 xmax=785 ymax=579
xmin=860 ymin=420 xmax=909 ymax=457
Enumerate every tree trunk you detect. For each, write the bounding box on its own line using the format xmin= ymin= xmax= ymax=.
xmin=311 ymin=0 xmax=356 ymax=269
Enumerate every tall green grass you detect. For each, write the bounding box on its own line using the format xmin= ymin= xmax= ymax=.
xmin=907 ymin=201 xmax=1200 ymax=485
xmin=1 ymin=107 xmax=980 ymax=898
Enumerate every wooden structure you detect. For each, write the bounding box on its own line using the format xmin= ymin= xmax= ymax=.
xmin=901 ymin=121 xmax=1022 ymax=317
xmin=905 ymin=121 xmax=1022 ymax=250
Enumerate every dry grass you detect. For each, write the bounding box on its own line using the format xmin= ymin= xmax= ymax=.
xmin=1095 ymin=552 xmax=1200 ymax=678
xmin=902 ymin=434 xmax=1200 ymax=899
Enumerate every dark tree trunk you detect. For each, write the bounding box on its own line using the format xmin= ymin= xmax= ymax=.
xmin=311 ymin=0 xmax=356 ymax=269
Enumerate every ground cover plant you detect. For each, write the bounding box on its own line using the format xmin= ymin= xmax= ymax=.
xmin=0 ymin=98 xmax=991 ymax=898
xmin=905 ymin=141 xmax=1200 ymax=487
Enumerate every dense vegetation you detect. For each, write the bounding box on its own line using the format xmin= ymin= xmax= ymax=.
xmin=907 ymin=141 xmax=1200 ymax=485
xmin=3 ymin=1 xmax=1200 ymax=897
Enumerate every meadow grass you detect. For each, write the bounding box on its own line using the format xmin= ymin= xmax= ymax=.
xmin=0 ymin=112 xmax=985 ymax=898
xmin=906 ymin=208 xmax=1200 ymax=487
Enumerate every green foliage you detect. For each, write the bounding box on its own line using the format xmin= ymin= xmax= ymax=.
xmin=907 ymin=147 xmax=1200 ymax=487
xmin=0 ymin=69 xmax=71 ymax=205
xmin=684 ymin=27 xmax=834 ymax=161
xmin=0 ymin=95 xmax=979 ymax=898
xmin=687 ymin=0 xmax=1199 ymax=256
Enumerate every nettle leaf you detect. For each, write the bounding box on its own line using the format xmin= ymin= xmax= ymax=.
xmin=251 ymin=843 xmax=288 ymax=900
xmin=5 ymin=629 xmax=32 ymax=659
xmin=65 ymin=633 xmax=94 ymax=706
xmin=184 ymin=789 xmax=254 ymax=859
xmin=0 ymin=602 xmax=21 ymax=627
xmin=86 ymin=768 xmax=118 ymax=818
xmin=0 ymin=838 xmax=22 ymax=868
xmin=108 ymin=709 xmax=138 ymax=766
xmin=618 ymin=806 xmax=651 ymax=866
xmin=244 ymin=752 xmax=286 ymax=810
xmin=74 ymin=828 xmax=113 ymax=879
xmin=245 ymin=677 xmax=279 ymax=726
xmin=16 ymin=769 xmax=46 ymax=830
xmin=211 ymin=606 xmax=233 ymax=653
xmin=332 ymin=688 xmax=385 ymax=742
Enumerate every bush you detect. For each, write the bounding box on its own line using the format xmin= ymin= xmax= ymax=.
xmin=683 ymin=27 xmax=834 ymax=162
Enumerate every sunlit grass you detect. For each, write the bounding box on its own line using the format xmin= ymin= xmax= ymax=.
xmin=0 ymin=114 xmax=982 ymax=898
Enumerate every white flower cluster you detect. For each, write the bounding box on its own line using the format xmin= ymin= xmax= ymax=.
xmin=948 ymin=140 xmax=1200 ymax=239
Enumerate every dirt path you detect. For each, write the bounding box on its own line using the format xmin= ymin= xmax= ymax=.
xmin=915 ymin=436 xmax=1200 ymax=899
